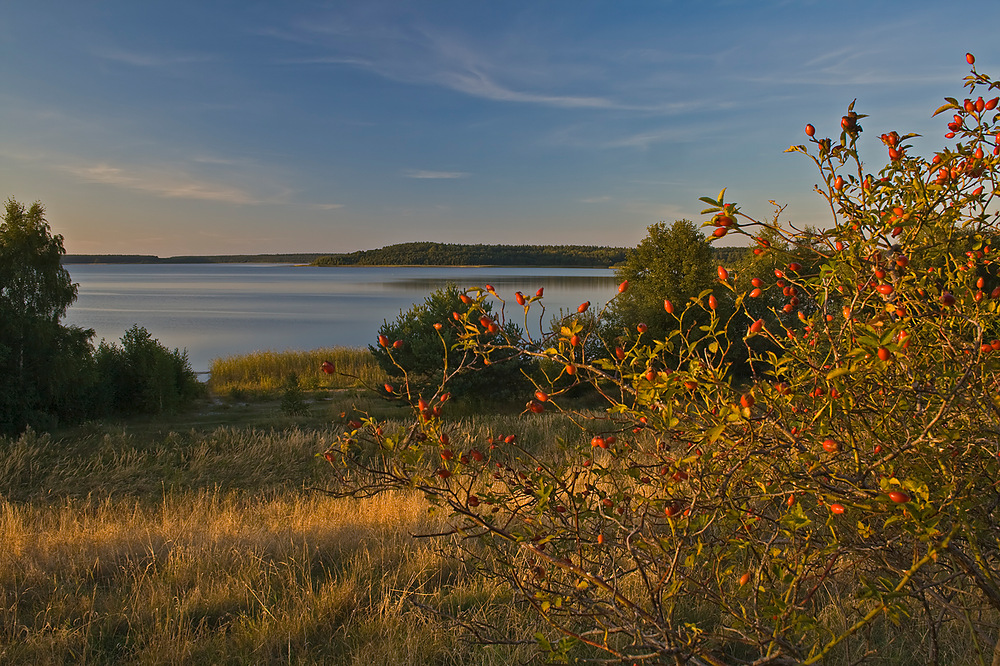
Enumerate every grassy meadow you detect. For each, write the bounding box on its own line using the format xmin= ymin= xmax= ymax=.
xmin=0 ymin=349 xmax=551 ymax=665
xmin=0 ymin=348 xmax=993 ymax=664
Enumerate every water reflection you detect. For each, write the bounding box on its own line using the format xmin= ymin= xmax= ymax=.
xmin=388 ymin=275 xmax=617 ymax=292
xmin=64 ymin=264 xmax=618 ymax=372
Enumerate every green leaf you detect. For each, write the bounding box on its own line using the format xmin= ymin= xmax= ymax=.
xmin=932 ymin=102 xmax=959 ymax=117
xmin=717 ymin=187 xmax=727 ymax=204
xmin=826 ymin=366 xmax=851 ymax=381
xmin=698 ymin=196 xmax=719 ymax=206
xmin=707 ymin=423 xmax=726 ymax=443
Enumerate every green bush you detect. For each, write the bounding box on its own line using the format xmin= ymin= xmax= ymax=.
xmin=93 ymin=324 xmax=203 ymax=415
xmin=370 ymin=284 xmax=534 ymax=401
xmin=325 ymin=57 xmax=1000 ymax=664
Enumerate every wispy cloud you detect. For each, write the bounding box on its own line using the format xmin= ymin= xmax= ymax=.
xmin=435 ymin=68 xmax=616 ymax=109
xmin=313 ymin=203 xmax=344 ymax=210
xmin=58 ymin=162 xmax=268 ymax=205
xmin=403 ymin=169 xmax=468 ymax=179
xmin=92 ymin=46 xmax=212 ymax=69
xmin=274 ymin=16 xmax=641 ymax=111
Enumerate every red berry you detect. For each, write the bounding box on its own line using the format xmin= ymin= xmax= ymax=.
xmin=967 ymin=52 xmax=976 ymax=65
xmin=888 ymin=490 xmax=910 ymax=504
xmin=805 ymin=124 xmax=815 ymax=137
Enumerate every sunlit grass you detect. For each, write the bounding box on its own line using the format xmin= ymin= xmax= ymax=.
xmin=207 ymin=347 xmax=387 ymax=397
xmin=3 ymin=383 xmax=991 ymax=663
xmin=0 ymin=491 xmax=534 ymax=665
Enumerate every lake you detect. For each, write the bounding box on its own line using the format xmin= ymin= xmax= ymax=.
xmin=63 ymin=264 xmax=618 ymax=372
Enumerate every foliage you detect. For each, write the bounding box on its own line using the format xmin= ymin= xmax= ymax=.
xmin=0 ymin=199 xmax=95 ymax=434
xmin=280 ymin=372 xmax=309 ymax=415
xmin=605 ymin=219 xmax=715 ymax=341
xmin=370 ymin=284 xmax=534 ymax=400
xmin=322 ymin=58 xmax=1000 ymax=663
xmin=92 ymin=324 xmax=203 ymax=415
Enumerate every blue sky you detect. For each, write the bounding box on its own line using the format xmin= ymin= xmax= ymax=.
xmin=1 ymin=1 xmax=997 ymax=255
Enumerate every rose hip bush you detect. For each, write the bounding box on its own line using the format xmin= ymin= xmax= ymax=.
xmin=325 ymin=57 xmax=1000 ymax=664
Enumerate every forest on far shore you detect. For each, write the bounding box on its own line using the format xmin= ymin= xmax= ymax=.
xmin=62 ymin=242 xmax=750 ymax=268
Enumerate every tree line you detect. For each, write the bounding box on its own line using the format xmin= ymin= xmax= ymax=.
xmin=1 ymin=200 xmax=202 ymax=436
xmin=63 ymin=244 xmax=750 ymax=268
xmin=313 ymin=242 xmax=630 ymax=267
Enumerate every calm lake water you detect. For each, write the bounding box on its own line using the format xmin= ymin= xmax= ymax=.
xmin=63 ymin=264 xmax=617 ymax=372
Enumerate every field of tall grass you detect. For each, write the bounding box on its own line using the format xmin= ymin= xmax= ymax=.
xmin=0 ymin=409 xmax=570 ymax=664
xmin=1 ymin=350 xmax=992 ymax=664
xmin=0 ymin=489 xmax=538 ymax=665
xmin=207 ymin=348 xmax=387 ymax=398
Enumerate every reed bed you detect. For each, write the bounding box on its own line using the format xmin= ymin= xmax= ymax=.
xmin=207 ymin=348 xmax=387 ymax=397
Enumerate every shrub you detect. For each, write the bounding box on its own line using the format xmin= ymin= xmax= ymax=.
xmin=370 ymin=283 xmax=533 ymax=401
xmin=93 ymin=324 xmax=202 ymax=415
xmin=280 ymin=372 xmax=308 ymax=416
xmin=323 ymin=57 xmax=1000 ymax=663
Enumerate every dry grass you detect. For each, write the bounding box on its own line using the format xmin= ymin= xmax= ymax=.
xmin=0 ymin=490 xmax=534 ymax=665
xmin=208 ymin=348 xmax=387 ymax=398
xmin=2 ymin=394 xmax=990 ymax=663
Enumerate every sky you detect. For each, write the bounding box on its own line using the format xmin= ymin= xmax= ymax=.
xmin=2 ymin=1 xmax=999 ymax=256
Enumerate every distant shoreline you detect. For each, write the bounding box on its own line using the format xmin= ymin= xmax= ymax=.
xmin=62 ymin=242 xmax=749 ymax=268
xmin=61 ymin=253 xmax=331 ymax=265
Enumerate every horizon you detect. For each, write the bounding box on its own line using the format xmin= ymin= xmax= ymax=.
xmin=3 ymin=1 xmax=999 ymax=256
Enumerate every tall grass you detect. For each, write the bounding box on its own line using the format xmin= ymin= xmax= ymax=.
xmin=207 ymin=348 xmax=387 ymax=397
xmin=2 ymin=409 xmax=986 ymax=663
xmin=0 ymin=491 xmax=535 ymax=665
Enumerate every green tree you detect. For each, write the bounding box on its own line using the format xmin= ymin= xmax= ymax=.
xmin=0 ymin=199 xmax=93 ymax=434
xmin=604 ymin=219 xmax=715 ymax=349
xmin=92 ymin=324 xmax=201 ymax=415
xmin=280 ymin=372 xmax=308 ymax=416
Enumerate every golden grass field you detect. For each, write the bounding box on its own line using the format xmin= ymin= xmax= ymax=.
xmin=0 ymin=348 xmax=992 ymax=664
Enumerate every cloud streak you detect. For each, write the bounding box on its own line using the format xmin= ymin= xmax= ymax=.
xmin=403 ymin=169 xmax=469 ymax=179
xmin=92 ymin=46 xmax=212 ymax=69
xmin=58 ymin=162 xmax=267 ymax=205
